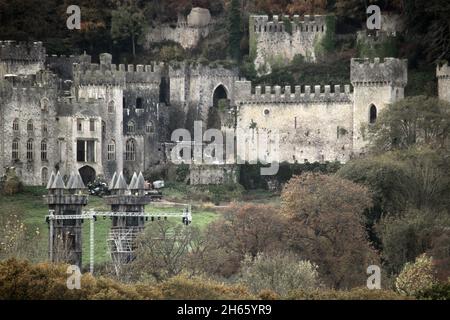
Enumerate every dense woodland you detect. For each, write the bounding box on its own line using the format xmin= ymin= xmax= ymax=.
xmin=0 ymin=0 xmax=449 ymax=299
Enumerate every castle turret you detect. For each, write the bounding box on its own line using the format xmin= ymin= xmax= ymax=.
xmin=0 ymin=41 xmax=46 ymax=77
xmin=437 ymin=63 xmax=450 ymax=103
xmin=46 ymin=171 xmax=87 ymax=267
xmin=250 ymin=14 xmax=331 ymax=74
xmin=104 ymin=172 xmax=152 ymax=268
xmin=351 ymin=57 xmax=407 ymax=155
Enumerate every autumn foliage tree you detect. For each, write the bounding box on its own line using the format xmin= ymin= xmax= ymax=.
xmin=281 ymin=173 xmax=379 ymax=289
xmin=201 ymin=203 xmax=287 ymax=277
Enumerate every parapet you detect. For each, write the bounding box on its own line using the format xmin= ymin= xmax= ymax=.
xmin=437 ymin=63 xmax=450 ymax=79
xmin=235 ymin=80 xmax=352 ymax=104
xmin=0 ymin=40 xmax=46 ymax=62
xmin=46 ymin=54 xmax=80 ymax=80
xmin=4 ymin=70 xmax=57 ymax=88
xmin=350 ymin=57 xmax=407 ymax=87
xmin=73 ymin=53 xmax=164 ymax=86
xmin=168 ymin=61 xmax=238 ymax=78
xmin=251 ymin=14 xmax=328 ymax=34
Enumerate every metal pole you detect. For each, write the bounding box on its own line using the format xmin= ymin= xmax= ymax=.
xmin=49 ymin=217 xmax=53 ymax=262
xmin=90 ymin=217 xmax=94 ymax=274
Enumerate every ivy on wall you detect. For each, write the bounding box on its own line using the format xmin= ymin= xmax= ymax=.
xmin=315 ymin=15 xmax=336 ymax=57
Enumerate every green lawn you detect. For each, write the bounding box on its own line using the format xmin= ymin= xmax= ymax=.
xmin=0 ymin=187 xmax=220 ymax=268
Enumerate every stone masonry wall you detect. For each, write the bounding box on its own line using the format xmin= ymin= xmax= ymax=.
xmin=250 ymin=15 xmax=328 ymax=74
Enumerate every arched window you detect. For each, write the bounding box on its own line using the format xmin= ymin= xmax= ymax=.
xmin=41 ymin=98 xmax=49 ymax=112
xmin=127 ymin=121 xmax=135 ymax=134
xmin=13 ymin=119 xmax=19 ymax=132
xmin=125 ymin=139 xmax=136 ymax=161
xmin=27 ymin=139 xmax=34 ymax=161
xmin=145 ymin=121 xmax=154 ymax=133
xmin=41 ymin=140 xmax=47 ymax=161
xmin=42 ymin=120 xmax=48 ymax=135
xmin=136 ymin=97 xmax=143 ymax=109
xmin=108 ymin=100 xmax=115 ymax=113
xmin=107 ymin=140 xmax=116 ymax=161
xmin=12 ymin=139 xmax=19 ymax=160
xmin=41 ymin=167 xmax=48 ymax=186
xmin=27 ymin=120 xmax=34 ymax=132
xmin=369 ymin=104 xmax=377 ymax=124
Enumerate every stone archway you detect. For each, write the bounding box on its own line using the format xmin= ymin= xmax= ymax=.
xmin=212 ymin=84 xmax=228 ymax=108
xmin=208 ymin=84 xmax=229 ymax=129
xmin=79 ymin=165 xmax=96 ymax=185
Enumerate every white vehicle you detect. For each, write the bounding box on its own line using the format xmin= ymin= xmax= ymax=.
xmin=153 ymin=180 xmax=165 ymax=189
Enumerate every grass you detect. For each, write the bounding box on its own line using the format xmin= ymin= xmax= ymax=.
xmin=0 ymin=187 xmax=220 ymax=268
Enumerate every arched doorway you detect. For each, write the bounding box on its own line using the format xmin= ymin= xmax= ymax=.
xmin=79 ymin=166 xmax=96 ymax=185
xmin=213 ymin=85 xmax=228 ymax=108
xmin=208 ymin=85 xmax=228 ymax=129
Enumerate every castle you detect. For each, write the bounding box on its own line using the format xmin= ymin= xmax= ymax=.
xmin=1 ymin=13 xmax=449 ymax=187
xmin=249 ymin=14 xmax=330 ymax=74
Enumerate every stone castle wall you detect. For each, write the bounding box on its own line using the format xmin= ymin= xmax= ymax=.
xmin=0 ymin=41 xmax=46 ymax=77
xmin=250 ymin=15 xmax=329 ymax=74
xmin=145 ymin=8 xmax=213 ymax=49
xmin=168 ymin=62 xmax=239 ymax=119
xmin=0 ymin=71 xmax=58 ymax=185
xmin=235 ymin=82 xmax=354 ymax=164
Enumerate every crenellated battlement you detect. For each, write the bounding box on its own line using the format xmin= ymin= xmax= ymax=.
xmin=0 ymin=40 xmax=46 ymax=62
xmin=437 ymin=63 xmax=450 ymax=79
xmin=350 ymin=57 xmax=407 ymax=87
xmin=251 ymin=14 xmax=328 ymax=34
xmin=58 ymin=96 xmax=102 ymax=104
xmin=168 ymin=61 xmax=238 ymax=78
xmin=235 ymin=80 xmax=352 ymax=104
xmin=74 ymin=53 xmax=164 ymax=86
xmin=4 ymin=70 xmax=57 ymax=88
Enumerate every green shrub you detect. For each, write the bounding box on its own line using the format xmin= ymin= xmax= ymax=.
xmin=416 ymin=282 xmax=450 ymax=300
xmin=157 ymin=274 xmax=254 ymax=300
xmin=1 ymin=170 xmax=23 ymax=195
xmin=0 ymin=259 xmax=252 ymax=300
xmin=239 ymin=252 xmax=321 ymax=297
xmin=175 ymin=163 xmax=190 ymax=182
xmin=395 ymin=254 xmax=437 ymax=296
xmin=288 ymin=287 xmax=408 ymax=300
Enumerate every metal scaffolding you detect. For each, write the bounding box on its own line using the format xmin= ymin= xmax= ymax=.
xmin=46 ymin=206 xmax=192 ymax=274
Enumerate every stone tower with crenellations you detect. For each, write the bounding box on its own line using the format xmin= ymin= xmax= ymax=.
xmin=234 ymin=57 xmax=408 ymax=164
xmin=350 ymin=57 xmax=408 ymax=155
xmin=249 ymin=14 xmax=331 ymax=74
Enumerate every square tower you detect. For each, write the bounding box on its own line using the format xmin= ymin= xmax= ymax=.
xmin=351 ymin=57 xmax=408 ymax=155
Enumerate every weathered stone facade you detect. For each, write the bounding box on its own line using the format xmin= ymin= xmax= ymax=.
xmin=0 ymin=42 xmax=170 ymax=185
xmin=2 ymin=19 xmax=448 ymax=186
xmin=168 ymin=62 xmax=238 ymax=119
xmin=145 ymin=8 xmax=213 ymax=50
xmin=235 ymin=58 xmax=408 ymax=164
xmin=250 ymin=15 xmax=330 ymax=74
